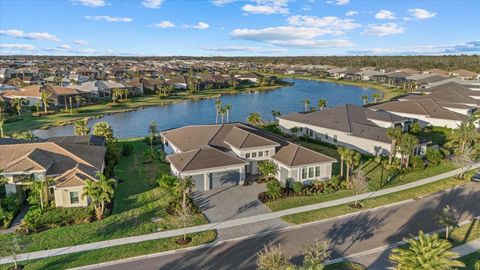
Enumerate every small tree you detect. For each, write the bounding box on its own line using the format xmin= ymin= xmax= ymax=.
xmin=0 ymin=233 xmax=23 ymax=270
xmin=289 ymin=127 xmax=300 ymax=141
xmin=73 ymin=118 xmax=90 ymax=136
xmin=156 ymin=174 xmax=177 ymax=190
xmin=266 ymin=180 xmax=283 ymax=200
xmin=175 ymin=177 xmax=194 ymax=243
xmin=475 ymin=261 xmax=480 ymax=270
xmin=93 ymin=122 xmax=114 ymax=143
xmin=410 ymin=121 xmax=422 ymax=135
xmin=452 ymin=146 xmax=474 ymax=179
xmin=351 ymin=169 xmax=368 ymax=207
xmin=258 ymin=160 xmax=277 ymax=180
xmin=148 ymin=121 xmax=158 ymax=151
xmin=256 ymin=243 xmax=292 ymax=270
xmin=302 ymin=239 xmax=331 ymax=268
xmin=435 ymin=205 xmax=459 ymax=239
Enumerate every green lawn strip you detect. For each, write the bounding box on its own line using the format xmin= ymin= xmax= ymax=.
xmin=0 ymin=231 xmax=217 ymax=270
xmin=448 ymin=219 xmax=480 ymax=247
xmin=325 ymin=261 xmax=366 ymax=270
xmin=282 ymin=177 xmax=467 ymax=224
xmin=0 ymin=138 xmax=210 ymax=253
xmin=459 ymin=250 xmax=480 ymax=270
xmin=4 ymin=83 xmax=286 ymax=134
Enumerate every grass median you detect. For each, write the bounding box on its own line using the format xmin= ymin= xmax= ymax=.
xmin=282 ymin=177 xmax=469 ymax=224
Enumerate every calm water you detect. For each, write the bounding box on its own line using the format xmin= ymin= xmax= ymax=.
xmin=35 ymin=79 xmax=378 ymax=138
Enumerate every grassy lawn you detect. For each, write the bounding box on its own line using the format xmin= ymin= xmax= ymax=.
xmin=266 ymin=140 xmax=457 ymax=212
xmin=448 ymin=219 xmax=480 ymax=247
xmin=0 ymin=138 xmax=211 ymax=253
xmin=325 ymin=261 xmax=366 ymax=270
xmin=0 ymin=231 xmax=217 ymax=270
xmin=4 ymin=83 xmax=287 ymax=134
xmin=459 ymin=250 xmax=480 ymax=270
xmin=282 ymin=177 xmax=468 ymax=224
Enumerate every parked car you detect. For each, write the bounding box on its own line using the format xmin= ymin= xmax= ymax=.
xmin=471 ymin=173 xmax=480 ymax=182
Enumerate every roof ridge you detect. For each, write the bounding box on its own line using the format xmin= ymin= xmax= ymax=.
xmin=344 ymin=104 xmax=353 ymax=133
xmin=180 ymin=148 xmax=202 ymax=171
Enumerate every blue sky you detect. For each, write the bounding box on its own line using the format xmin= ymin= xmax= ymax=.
xmin=0 ymin=0 xmax=479 ymax=56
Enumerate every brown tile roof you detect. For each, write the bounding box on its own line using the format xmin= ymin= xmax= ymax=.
xmin=55 ymin=164 xmax=98 ymax=188
xmin=166 ymin=146 xmax=248 ymax=173
xmin=224 ymin=126 xmax=280 ymax=149
xmin=44 ymin=84 xmax=78 ymax=96
xmin=2 ymin=85 xmax=42 ymax=98
xmin=273 ymin=143 xmax=336 ymax=167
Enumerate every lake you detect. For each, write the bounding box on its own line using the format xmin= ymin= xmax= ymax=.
xmin=34 ymin=79 xmax=378 ymax=138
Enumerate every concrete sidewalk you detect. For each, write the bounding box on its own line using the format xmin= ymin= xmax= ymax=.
xmin=1 ymin=162 xmax=479 ymax=265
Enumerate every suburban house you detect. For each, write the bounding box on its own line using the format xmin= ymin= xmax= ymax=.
xmin=0 ymin=135 xmax=106 ymax=208
xmin=278 ymin=104 xmax=427 ymax=157
xmin=161 ymin=123 xmax=336 ymax=191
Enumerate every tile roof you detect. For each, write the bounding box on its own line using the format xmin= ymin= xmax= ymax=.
xmin=272 ymin=143 xmax=336 ymax=167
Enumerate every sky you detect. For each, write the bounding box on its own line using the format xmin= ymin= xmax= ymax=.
xmin=0 ymin=0 xmax=479 ymax=56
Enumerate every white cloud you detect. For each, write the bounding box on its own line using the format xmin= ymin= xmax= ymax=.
xmin=0 ymin=29 xmax=60 ymax=42
xmin=70 ymin=0 xmax=106 ymax=7
xmin=375 ymin=10 xmax=395 ymax=20
xmin=74 ymin=40 xmax=89 ymax=45
xmin=141 ymin=0 xmax=164 ymax=9
xmin=185 ymin=22 xmax=210 ymax=29
xmin=211 ymin=0 xmax=236 ymax=6
xmin=362 ymin=23 xmax=405 ymax=36
xmin=0 ymin=44 xmax=37 ymax=51
xmin=269 ymin=39 xmax=353 ymax=48
xmin=407 ymin=8 xmax=436 ymax=20
xmin=287 ymin=15 xmax=361 ymax=34
xmin=242 ymin=4 xmax=288 ymax=14
xmin=151 ymin=21 xmax=175 ymax=28
xmin=84 ymin=15 xmax=132 ymax=22
xmin=202 ymin=45 xmax=287 ymax=53
xmin=326 ymin=0 xmax=349 ymax=6
xmin=302 ymin=5 xmax=311 ymax=11
xmin=58 ymin=44 xmax=72 ymax=50
xmin=345 ymin=10 xmax=358 ymax=16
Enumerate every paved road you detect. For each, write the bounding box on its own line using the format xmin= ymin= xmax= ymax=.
xmin=88 ymin=183 xmax=480 ymax=270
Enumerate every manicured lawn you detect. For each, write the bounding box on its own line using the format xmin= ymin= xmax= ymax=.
xmin=449 ymin=219 xmax=480 ymax=247
xmin=459 ymin=250 xmax=480 ymax=270
xmin=0 ymin=138 xmax=211 ymax=253
xmin=282 ymin=177 xmax=468 ymax=224
xmin=4 ymin=83 xmax=286 ymax=134
xmin=0 ymin=231 xmax=217 ymax=270
xmin=325 ymin=261 xmax=366 ymax=270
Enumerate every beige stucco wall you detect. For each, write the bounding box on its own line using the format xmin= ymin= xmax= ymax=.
xmin=54 ymin=187 xmax=88 ymax=208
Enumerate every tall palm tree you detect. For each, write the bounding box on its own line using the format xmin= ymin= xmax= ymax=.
xmin=68 ymin=96 xmax=73 ymax=113
xmin=40 ymin=89 xmax=53 ymax=113
xmin=0 ymin=113 xmax=4 ymax=138
xmin=74 ymin=95 xmax=84 ymax=108
xmin=318 ymin=99 xmax=327 ymax=110
xmin=247 ymin=112 xmax=263 ymax=126
xmin=387 ymin=126 xmax=403 ymax=165
xmin=361 ymin=95 xmax=368 ymax=105
xmin=215 ymin=100 xmax=222 ymax=124
xmin=303 ymin=98 xmax=310 ymax=112
xmin=344 ymin=149 xmax=361 ymax=182
xmin=224 ymin=104 xmax=232 ymax=123
xmin=337 ymin=146 xmax=348 ymax=178
xmin=389 ymin=231 xmax=464 ymax=270
xmin=219 ymin=106 xmax=227 ymax=123
xmin=82 ymin=173 xmax=116 ymax=220
xmin=448 ymin=120 xmax=479 ymax=152
xmin=11 ymin=98 xmax=27 ymax=116
xmin=74 ymin=118 xmax=90 ymax=136
xmin=372 ymin=93 xmax=382 ymax=103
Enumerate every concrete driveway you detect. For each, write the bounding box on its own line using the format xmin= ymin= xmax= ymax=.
xmin=191 ymin=182 xmax=289 ymax=240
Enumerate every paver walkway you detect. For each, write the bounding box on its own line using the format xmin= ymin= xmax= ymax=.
xmin=1 ymin=162 xmax=479 ymax=264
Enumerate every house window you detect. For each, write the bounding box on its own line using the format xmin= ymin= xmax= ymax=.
xmin=69 ymin=191 xmax=79 ymax=205
xmin=49 ymin=187 xmax=55 ymax=195
xmin=308 ymin=167 xmax=314 ymax=178
xmin=252 ymin=152 xmax=257 ymax=158
xmin=258 ymin=151 xmax=263 ymax=157
xmin=315 ymin=166 xmax=321 ymax=177
xmin=333 ymin=135 xmax=338 ymax=143
xmin=246 ymin=153 xmax=250 ymax=158
xmin=302 ymin=168 xmax=307 ymax=179
xmin=264 ymin=150 xmax=269 ymax=156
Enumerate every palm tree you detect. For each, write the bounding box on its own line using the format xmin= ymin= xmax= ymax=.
xmin=271 ymin=110 xmax=282 ymax=122
xmin=372 ymin=93 xmax=382 ymax=103
xmin=389 ymin=231 xmax=464 ymax=270
xmin=361 ymin=95 xmax=368 ymax=105
xmin=448 ymin=120 xmax=479 ymax=152
xmin=74 ymin=95 xmax=84 ymax=108
xmin=318 ymin=99 xmax=327 ymax=110
xmin=303 ymin=98 xmax=310 ymax=112
xmin=344 ymin=149 xmax=361 ymax=182
xmin=387 ymin=126 xmax=403 ymax=165
xmin=257 ymin=160 xmax=277 ymax=180
xmin=40 ymin=89 xmax=53 ymax=113
xmin=74 ymin=118 xmax=90 ymax=136
xmin=247 ymin=112 xmax=263 ymax=126
xmin=219 ymin=106 xmax=227 ymax=123
xmin=68 ymin=96 xmax=73 ymax=113
xmin=224 ymin=104 xmax=232 ymax=123
xmin=0 ymin=113 xmax=4 ymax=138
xmin=398 ymin=133 xmax=419 ymax=169
xmin=337 ymin=146 xmax=348 ymax=179
xmin=215 ymin=100 xmax=222 ymax=124
xmin=11 ymin=98 xmax=27 ymax=116
xmin=82 ymin=173 xmax=116 ymax=220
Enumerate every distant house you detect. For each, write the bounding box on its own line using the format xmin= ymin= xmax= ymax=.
xmin=278 ymin=104 xmax=427 ymax=157
xmin=161 ymin=123 xmax=336 ymax=190
xmin=97 ymin=80 xmax=126 ymax=98
xmin=166 ymin=76 xmax=188 ymax=90
xmin=2 ymin=84 xmax=81 ymax=108
xmin=0 ymin=136 xmax=106 ymax=208
xmin=123 ymin=78 xmax=144 ymax=96
xmin=451 ymin=69 xmax=479 ymax=80
xmin=406 ymin=74 xmax=448 ymax=89
xmin=235 ymin=73 xmax=260 ymax=83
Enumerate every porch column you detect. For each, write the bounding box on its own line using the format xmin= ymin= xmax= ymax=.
xmin=204 ymin=172 xmax=210 ymax=191
xmin=239 ymin=166 xmax=245 ymax=185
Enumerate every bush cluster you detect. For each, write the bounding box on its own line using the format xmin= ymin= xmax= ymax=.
xmin=20 ymin=207 xmax=94 ymax=234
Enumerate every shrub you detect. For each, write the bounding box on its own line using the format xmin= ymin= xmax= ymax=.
xmin=311 ymin=180 xmax=324 ymax=193
xmin=157 ymin=174 xmax=177 ymax=189
xmin=410 ymin=156 xmax=425 ymax=171
xmin=2 ymin=194 xmax=20 ymax=212
xmin=426 ymin=148 xmax=444 ymax=166
xmin=20 ymin=207 xmax=93 ymax=234
xmin=327 ymin=175 xmax=342 ymax=190
xmin=121 ymin=143 xmax=134 ymax=156
xmin=266 ymin=180 xmax=283 ymax=200
xmin=292 ymin=182 xmax=303 ymax=194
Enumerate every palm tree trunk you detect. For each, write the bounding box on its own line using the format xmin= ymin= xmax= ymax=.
xmin=215 ymin=109 xmax=219 ymax=124
xmin=346 ymin=163 xmax=351 ymax=182
xmin=389 ymin=140 xmax=396 ymax=164
xmin=227 ymin=110 xmax=229 ymax=122
xmin=340 ymin=157 xmax=344 ymax=178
